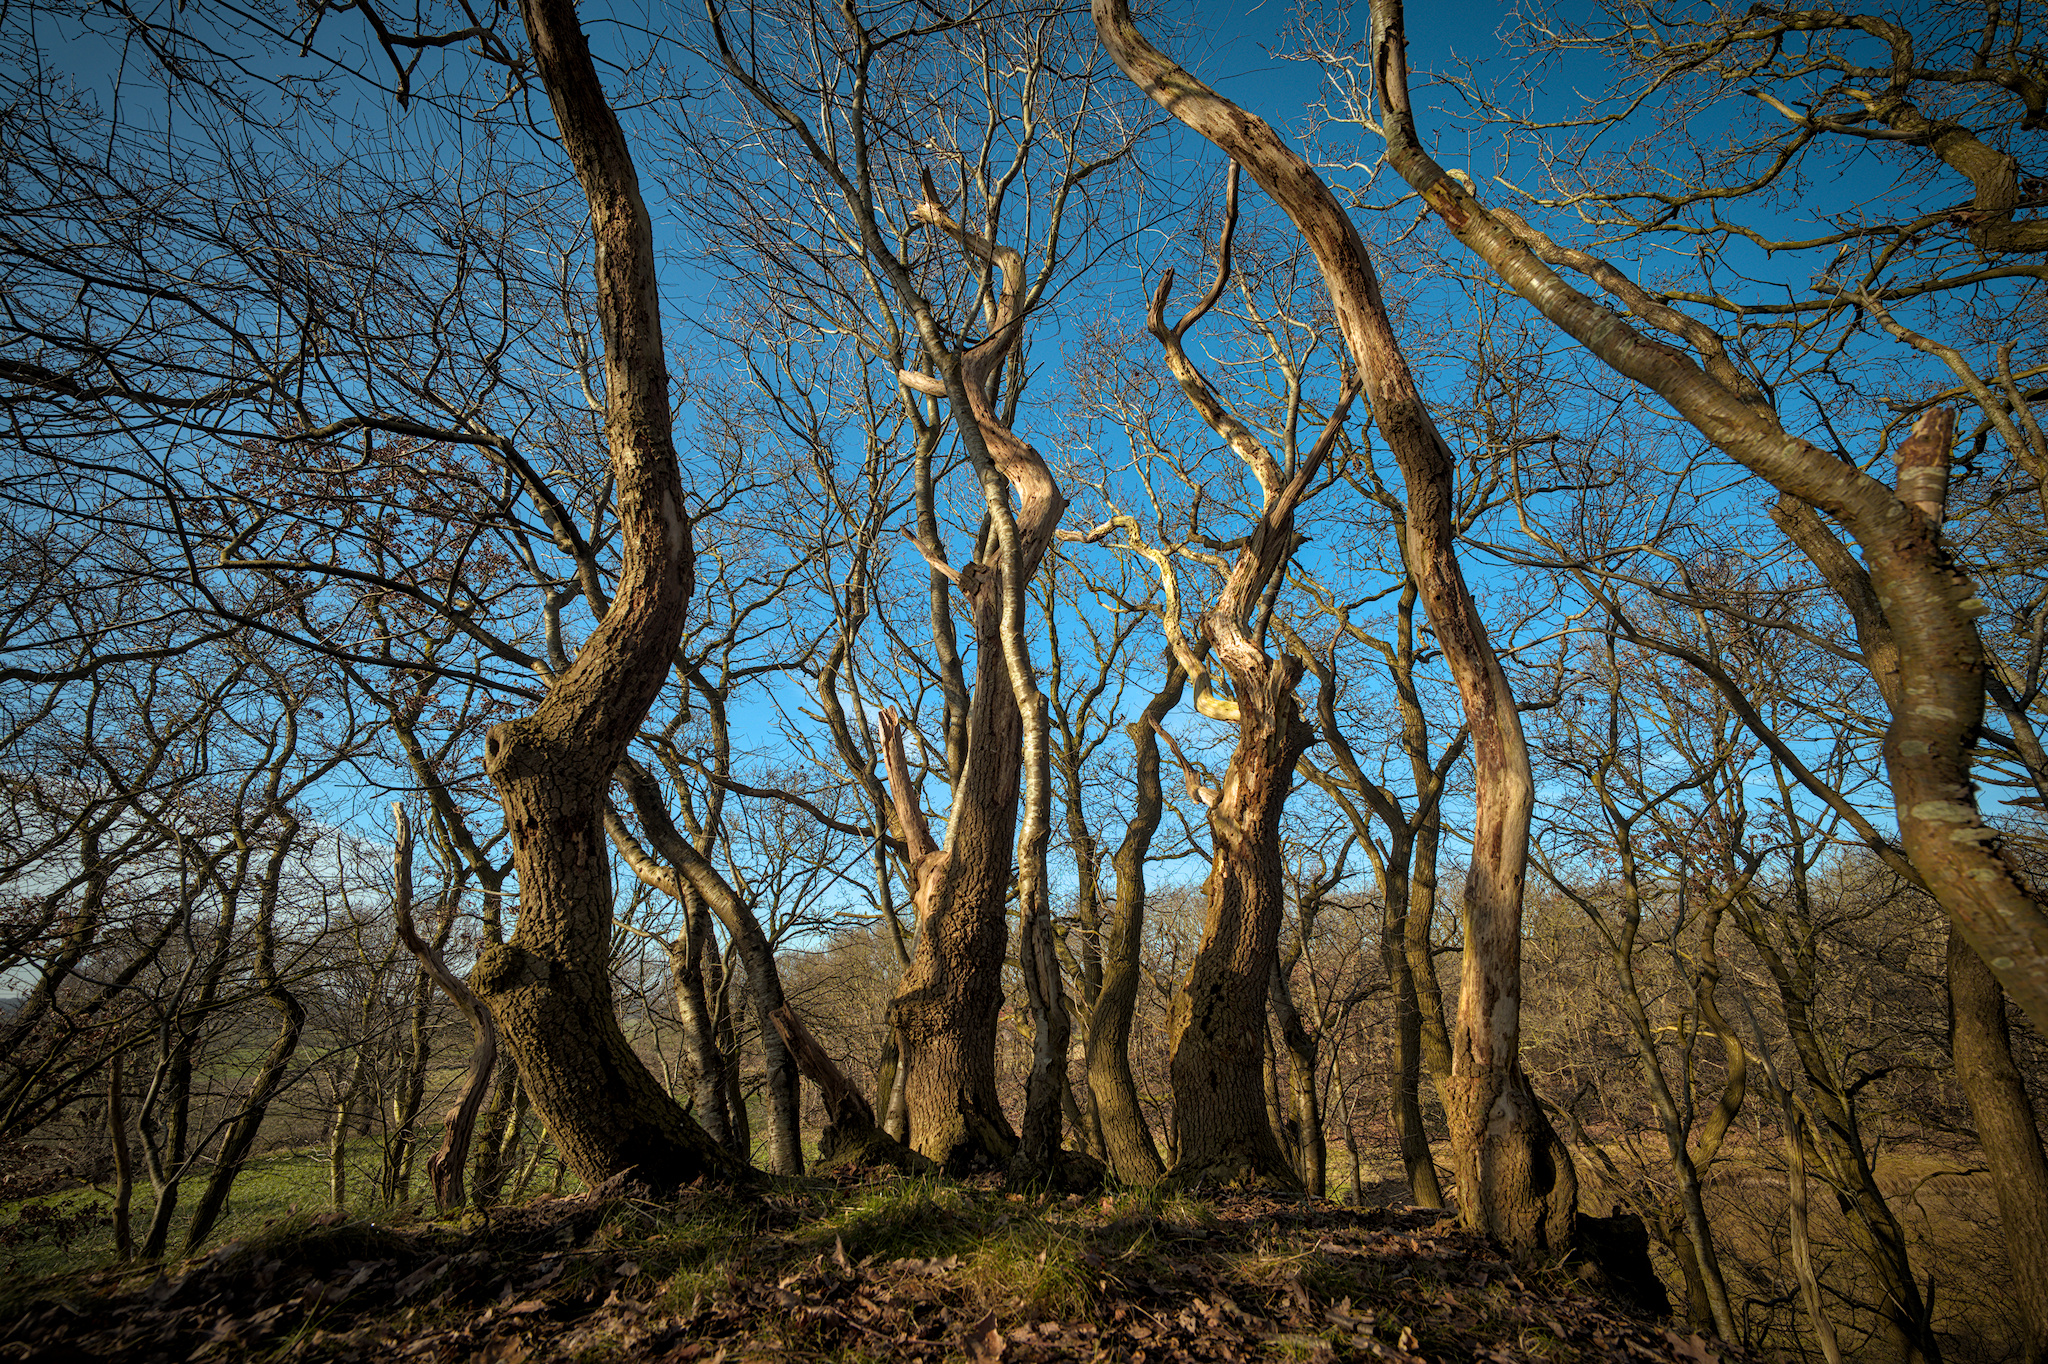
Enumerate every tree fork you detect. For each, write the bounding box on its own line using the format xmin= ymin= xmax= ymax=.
xmin=1092 ymin=0 xmax=1576 ymax=1249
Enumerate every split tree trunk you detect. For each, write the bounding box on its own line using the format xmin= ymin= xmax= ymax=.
xmin=1268 ymin=957 xmax=1325 ymax=1196
xmin=471 ymin=0 xmax=743 ymax=1192
xmin=887 ymin=197 xmax=1067 ymax=1175
xmin=609 ymin=758 xmax=803 ymax=1175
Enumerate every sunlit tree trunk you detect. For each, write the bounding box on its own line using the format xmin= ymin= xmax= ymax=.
xmin=1093 ymin=0 xmax=1574 ymax=1246
xmin=470 ymin=0 xmax=743 ymax=1192
xmin=886 ymin=199 xmax=1068 ymax=1176
xmin=1088 ymin=664 xmax=1182 ymax=1184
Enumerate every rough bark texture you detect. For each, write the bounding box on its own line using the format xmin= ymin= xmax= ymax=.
xmin=1166 ymin=672 xmax=1315 ymax=1187
xmin=471 ymin=0 xmax=742 ymax=1193
xmin=1369 ymin=0 xmax=2048 ymax=1036
xmin=883 ymin=670 xmax=1024 ymax=1173
xmin=888 ymin=199 xmax=1067 ymax=1175
xmin=1092 ymin=0 xmax=1574 ymax=1249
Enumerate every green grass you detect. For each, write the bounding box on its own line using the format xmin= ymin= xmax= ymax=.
xmin=1 ymin=1144 xmax=444 ymax=1280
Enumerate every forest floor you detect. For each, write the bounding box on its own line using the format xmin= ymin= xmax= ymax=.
xmin=0 ymin=1171 xmax=1738 ymax=1363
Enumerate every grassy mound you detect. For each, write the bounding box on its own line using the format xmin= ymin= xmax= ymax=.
xmin=0 ymin=1175 xmax=1743 ymax=1362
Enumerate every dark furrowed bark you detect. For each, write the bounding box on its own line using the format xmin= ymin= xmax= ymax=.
xmin=473 ymin=0 xmax=742 ymax=1193
xmin=886 ymin=199 xmax=1068 ymax=1177
xmin=891 ymin=611 xmax=1026 ymax=1173
xmin=1165 ymin=661 xmax=1314 ymax=1188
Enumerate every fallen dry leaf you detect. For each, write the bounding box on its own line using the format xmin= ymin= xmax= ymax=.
xmin=964 ymin=1309 xmax=1006 ymax=1362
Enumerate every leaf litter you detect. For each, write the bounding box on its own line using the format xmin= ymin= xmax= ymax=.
xmin=0 ymin=1175 xmax=1744 ymax=1362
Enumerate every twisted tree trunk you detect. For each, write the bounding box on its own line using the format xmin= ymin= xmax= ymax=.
xmin=470 ymin=0 xmax=743 ymax=1192
xmin=1093 ymin=0 xmax=1574 ymax=1247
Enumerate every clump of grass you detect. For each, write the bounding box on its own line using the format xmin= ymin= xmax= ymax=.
xmin=967 ymin=1215 xmax=1092 ymax=1317
xmin=1105 ymin=1183 xmax=1214 ymax=1229
xmin=804 ymin=1176 xmax=978 ymax=1265
xmin=233 ymin=1208 xmax=420 ymax=1274
xmin=628 ymin=1201 xmax=757 ymax=1312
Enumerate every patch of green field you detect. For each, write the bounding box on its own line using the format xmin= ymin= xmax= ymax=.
xmin=2 ymin=1145 xmax=419 ymax=1280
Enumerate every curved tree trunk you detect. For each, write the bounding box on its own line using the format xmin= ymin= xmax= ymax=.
xmin=1950 ymin=924 xmax=2048 ymax=1364
xmin=1268 ymin=956 xmax=1324 ymax=1197
xmin=888 ymin=198 xmax=1067 ymax=1176
xmin=1165 ymin=667 xmax=1314 ymax=1186
xmin=1088 ymin=663 xmax=1183 ymax=1184
xmin=1381 ymin=850 xmax=1442 ymax=1207
xmin=1092 ymin=0 xmax=1575 ymax=1249
xmin=1300 ymin=577 xmax=1455 ymax=1207
xmin=670 ymin=896 xmax=736 ymax=1149
xmin=471 ymin=0 xmax=744 ymax=1193
xmin=1776 ymin=486 xmax=2048 ymax=1361
xmin=1368 ymin=0 xmax=2048 ymax=1037
xmin=182 ymin=823 xmax=306 ymax=1255
xmin=608 ymin=759 xmax=802 ymax=1176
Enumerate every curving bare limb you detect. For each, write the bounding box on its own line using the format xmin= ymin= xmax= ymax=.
xmin=388 ymin=804 xmax=499 ymax=1211
xmin=1093 ymin=0 xmax=1574 ymax=1239
xmin=1369 ymin=0 xmax=2048 ymax=1043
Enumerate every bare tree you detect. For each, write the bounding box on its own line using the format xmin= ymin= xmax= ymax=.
xmin=1093 ymin=0 xmax=1579 ymax=1248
